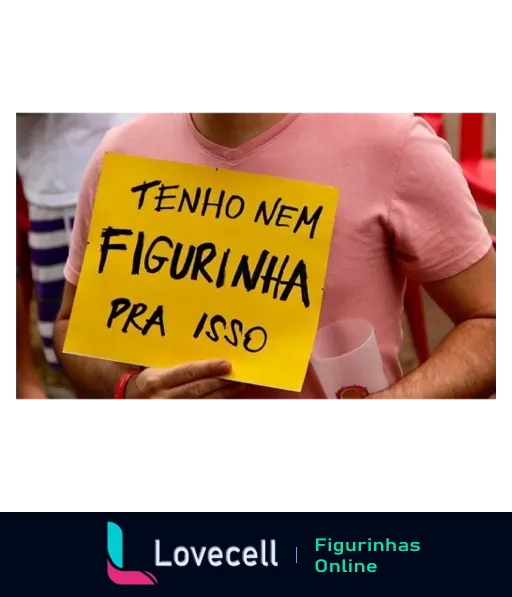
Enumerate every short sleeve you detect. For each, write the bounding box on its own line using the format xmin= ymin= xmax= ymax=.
xmin=63 ymin=146 xmax=103 ymax=285
xmin=389 ymin=117 xmax=491 ymax=283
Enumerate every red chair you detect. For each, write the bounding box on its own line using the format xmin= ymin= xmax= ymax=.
xmin=417 ymin=113 xmax=445 ymax=138
xmin=403 ymin=280 xmax=430 ymax=364
xmin=459 ymin=113 xmax=496 ymax=210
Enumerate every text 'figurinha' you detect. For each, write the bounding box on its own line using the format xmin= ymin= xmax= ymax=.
xmin=155 ymin=539 xmax=278 ymax=568
xmin=98 ymin=228 xmax=311 ymax=309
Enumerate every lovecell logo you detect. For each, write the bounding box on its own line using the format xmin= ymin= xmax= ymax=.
xmin=107 ymin=521 xmax=278 ymax=585
xmin=107 ymin=522 xmax=158 ymax=585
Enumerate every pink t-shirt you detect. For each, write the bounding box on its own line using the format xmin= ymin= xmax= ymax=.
xmin=64 ymin=113 xmax=491 ymax=398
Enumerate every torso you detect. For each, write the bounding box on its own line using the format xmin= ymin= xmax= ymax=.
xmin=99 ymin=113 xmax=415 ymax=397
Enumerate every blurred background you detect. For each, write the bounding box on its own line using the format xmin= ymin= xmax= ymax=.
xmin=16 ymin=112 xmax=496 ymax=400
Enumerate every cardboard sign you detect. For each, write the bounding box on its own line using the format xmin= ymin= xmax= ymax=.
xmin=64 ymin=153 xmax=339 ymax=391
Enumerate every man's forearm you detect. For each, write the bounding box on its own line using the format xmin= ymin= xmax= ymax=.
xmin=54 ymin=319 xmax=132 ymax=398
xmin=375 ymin=318 xmax=496 ymax=399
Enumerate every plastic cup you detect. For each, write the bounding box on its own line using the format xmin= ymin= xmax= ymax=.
xmin=310 ymin=318 xmax=389 ymax=398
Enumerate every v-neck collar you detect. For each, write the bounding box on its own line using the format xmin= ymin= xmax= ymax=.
xmin=185 ymin=113 xmax=302 ymax=163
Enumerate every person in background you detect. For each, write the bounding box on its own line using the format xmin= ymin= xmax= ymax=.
xmin=17 ymin=276 xmax=47 ymax=398
xmin=17 ymin=172 xmax=46 ymax=398
xmin=16 ymin=113 xmax=138 ymax=391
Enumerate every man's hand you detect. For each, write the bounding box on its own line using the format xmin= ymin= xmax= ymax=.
xmin=368 ymin=249 xmax=496 ymax=399
xmin=125 ymin=360 xmax=244 ymax=399
xmin=54 ymin=283 xmax=247 ymax=398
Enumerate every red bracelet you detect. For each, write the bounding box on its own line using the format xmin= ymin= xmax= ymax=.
xmin=114 ymin=370 xmax=139 ymax=399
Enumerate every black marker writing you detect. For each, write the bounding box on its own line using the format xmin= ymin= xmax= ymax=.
xmin=155 ymin=184 xmax=180 ymax=211
xmin=107 ymin=298 xmax=165 ymax=336
xmin=131 ymin=181 xmax=247 ymax=220
xmin=131 ymin=180 xmax=161 ymax=209
xmin=99 ymin=227 xmax=133 ymax=274
xmin=97 ymin=230 xmax=311 ymax=308
xmin=192 ymin=312 xmax=268 ymax=353
xmin=254 ymin=197 xmax=323 ymax=239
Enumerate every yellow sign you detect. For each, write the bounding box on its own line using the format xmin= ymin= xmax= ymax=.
xmin=64 ymin=153 xmax=339 ymax=391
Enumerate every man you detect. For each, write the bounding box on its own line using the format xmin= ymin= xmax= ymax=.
xmin=54 ymin=113 xmax=496 ymax=398
xmin=16 ymin=113 xmax=137 ymax=376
